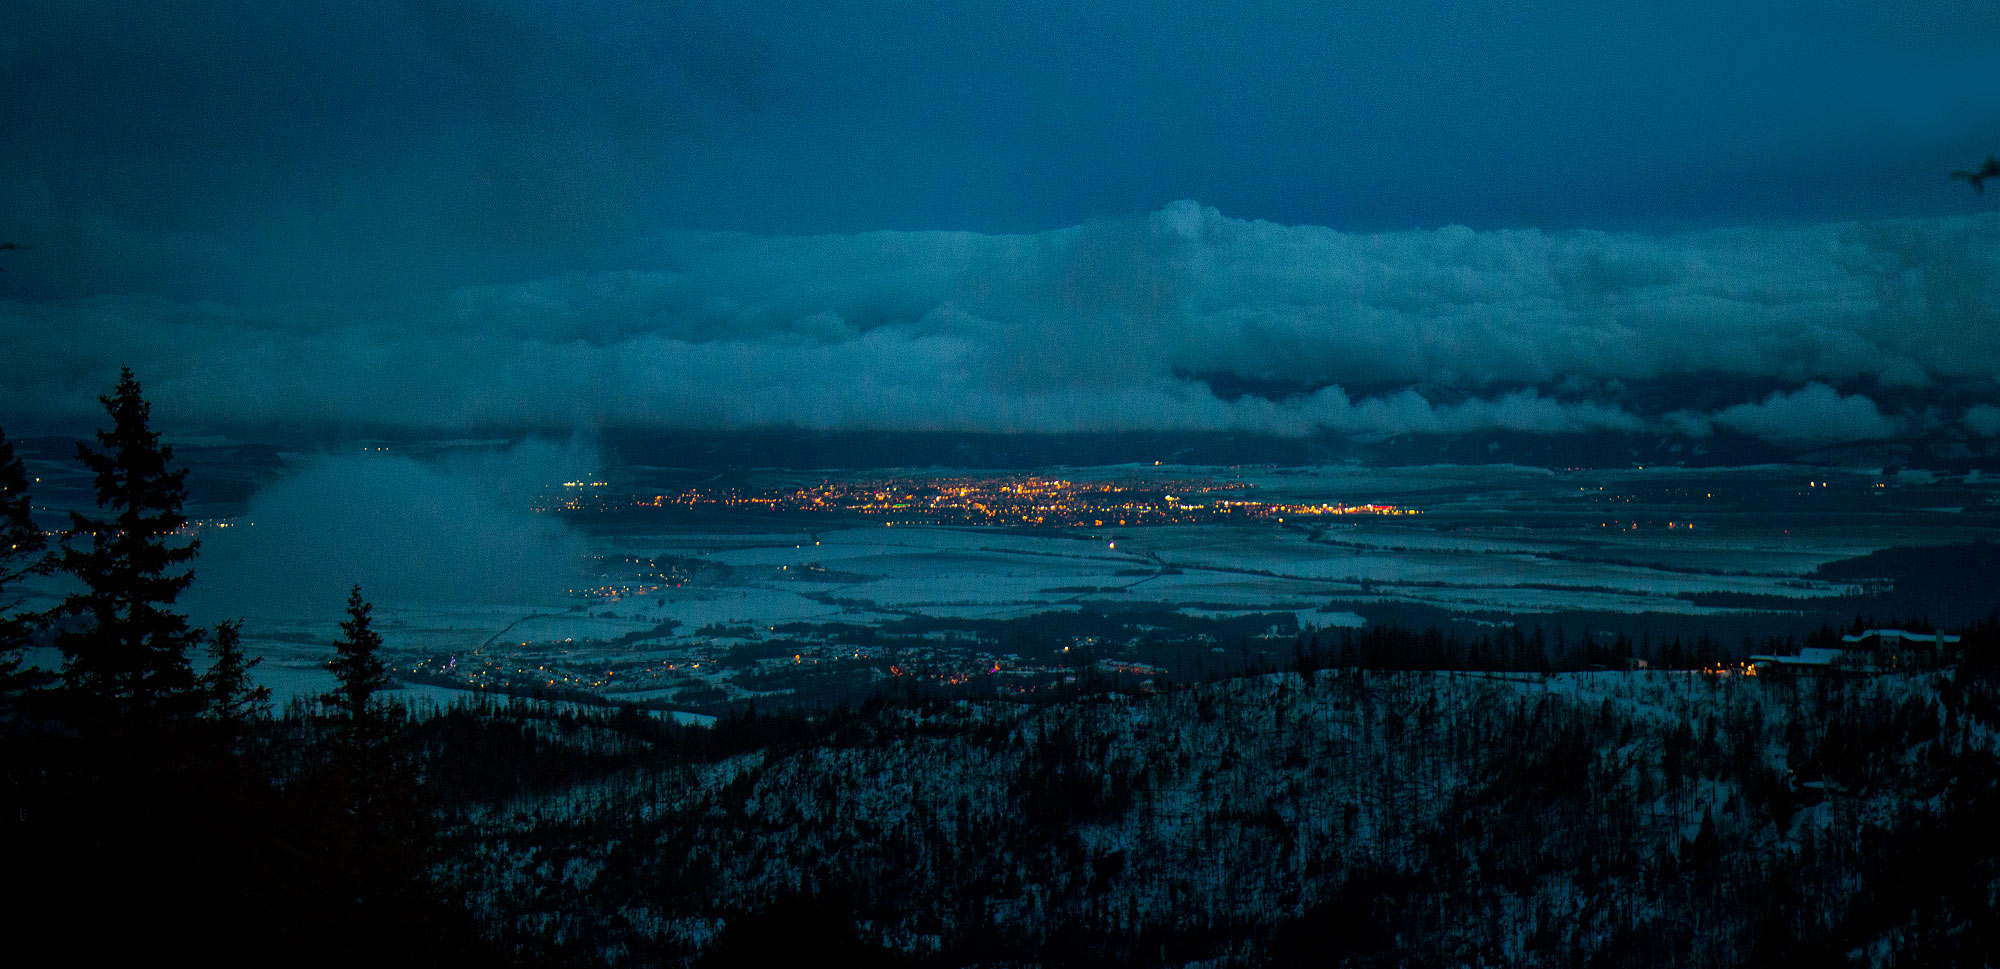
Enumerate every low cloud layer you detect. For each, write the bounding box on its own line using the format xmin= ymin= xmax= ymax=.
xmin=188 ymin=439 xmax=594 ymax=620
xmin=1705 ymin=384 xmax=1900 ymax=449
xmin=5 ymin=203 xmax=2000 ymax=449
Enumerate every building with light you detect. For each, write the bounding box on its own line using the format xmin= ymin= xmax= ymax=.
xmin=1749 ymin=628 xmax=1963 ymax=674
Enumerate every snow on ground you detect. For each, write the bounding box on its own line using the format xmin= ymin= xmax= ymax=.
xmin=477 ymin=613 xmax=662 ymax=644
xmin=135 ymin=460 xmax=1993 ymax=705
xmin=651 ymin=588 xmax=848 ymax=627
xmin=208 ymin=518 xmax=1879 ymax=661
xmin=246 ymin=663 xmax=715 ymax=725
xmin=1309 ymin=527 xmax=1561 ymax=555
xmin=249 ymin=659 xmax=341 ymax=708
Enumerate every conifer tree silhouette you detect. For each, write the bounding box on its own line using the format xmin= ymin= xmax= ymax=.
xmin=0 ymin=426 xmax=47 ymax=700
xmin=327 ymin=584 xmax=391 ymax=723
xmin=316 ymin=584 xmax=468 ymax=956
xmin=203 ymin=619 xmax=269 ymax=746
xmin=54 ymin=366 xmax=204 ymax=729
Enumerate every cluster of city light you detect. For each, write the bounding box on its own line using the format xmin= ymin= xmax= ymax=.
xmin=578 ymin=475 xmax=1416 ymax=527
xmin=408 ymin=616 xmax=1181 ymax=704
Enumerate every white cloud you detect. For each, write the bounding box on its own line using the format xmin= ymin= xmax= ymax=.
xmin=1966 ymin=405 xmax=2000 ymax=437
xmin=1709 ymin=383 xmax=1898 ymax=448
xmin=1659 ymin=411 xmax=1715 ymax=438
xmin=4 ymin=204 xmax=1998 ymax=440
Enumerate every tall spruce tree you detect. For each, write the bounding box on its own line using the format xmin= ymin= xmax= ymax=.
xmin=327 ymin=584 xmax=391 ymax=722
xmin=54 ymin=367 xmax=204 ymax=726
xmin=0 ymin=426 xmax=51 ymax=872
xmin=203 ymin=619 xmax=269 ymax=744
xmin=324 ymin=584 xmax=408 ymax=843
xmin=0 ymin=426 xmax=48 ymax=700
xmin=316 ymin=584 xmax=474 ymax=957
xmin=323 ymin=583 xmax=413 ymax=837
xmin=17 ymin=373 xmax=260 ymax=965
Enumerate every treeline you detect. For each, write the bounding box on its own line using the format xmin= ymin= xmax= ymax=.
xmin=441 ymin=661 xmax=2000 ymax=967
xmin=392 ymin=694 xmax=846 ymax=807
xmin=0 ymin=371 xmax=497 ymax=964
xmin=1280 ymin=615 xmax=2000 ymax=676
xmin=1298 ymin=622 xmax=1737 ymax=673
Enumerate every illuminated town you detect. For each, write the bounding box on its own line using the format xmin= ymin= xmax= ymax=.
xmin=541 ymin=474 xmax=1418 ymax=526
xmin=400 ymin=608 xmax=1229 ymax=713
xmin=444 ymin=474 xmax=1427 ymax=705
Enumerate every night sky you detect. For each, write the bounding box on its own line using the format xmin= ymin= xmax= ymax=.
xmin=5 ymin=1 xmax=2000 ymax=448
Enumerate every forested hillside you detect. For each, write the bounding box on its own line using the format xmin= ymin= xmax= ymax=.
xmin=434 ymin=665 xmax=2000 ymax=967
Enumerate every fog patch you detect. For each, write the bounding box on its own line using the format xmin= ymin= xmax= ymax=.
xmin=190 ymin=439 xmax=593 ymax=621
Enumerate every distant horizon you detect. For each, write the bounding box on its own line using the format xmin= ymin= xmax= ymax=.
xmin=14 ymin=421 xmax=2000 ymax=475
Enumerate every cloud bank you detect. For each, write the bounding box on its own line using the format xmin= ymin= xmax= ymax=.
xmin=5 ymin=203 xmax=2000 ymax=448
xmin=187 ymin=439 xmax=594 ymax=619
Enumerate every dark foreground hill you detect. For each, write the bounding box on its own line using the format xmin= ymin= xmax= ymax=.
xmin=430 ymin=666 xmax=2000 ymax=967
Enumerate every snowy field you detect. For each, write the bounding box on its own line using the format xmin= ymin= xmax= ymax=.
xmin=17 ymin=462 xmax=1981 ymax=705
xmin=228 ymin=519 xmax=1946 ymax=702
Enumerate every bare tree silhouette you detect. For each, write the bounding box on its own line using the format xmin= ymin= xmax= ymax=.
xmin=1951 ymin=156 xmax=2000 ymax=193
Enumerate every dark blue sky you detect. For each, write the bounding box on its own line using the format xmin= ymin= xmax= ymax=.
xmin=8 ymin=0 xmax=2000 ymax=300
xmin=4 ymin=1 xmax=2000 ymax=446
